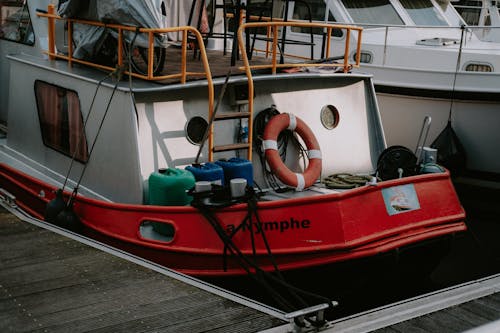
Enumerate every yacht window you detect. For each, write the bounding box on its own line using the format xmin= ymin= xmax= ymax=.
xmin=0 ymin=0 xmax=34 ymax=45
xmin=34 ymin=81 xmax=89 ymax=162
xmin=341 ymin=0 xmax=404 ymax=26
xmin=465 ymin=62 xmax=493 ymax=72
xmin=400 ymin=0 xmax=448 ymax=26
xmin=454 ymin=1 xmax=484 ymax=25
xmin=291 ymin=0 xmax=342 ymax=37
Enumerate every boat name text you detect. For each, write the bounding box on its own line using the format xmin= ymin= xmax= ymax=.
xmin=226 ymin=217 xmax=311 ymax=234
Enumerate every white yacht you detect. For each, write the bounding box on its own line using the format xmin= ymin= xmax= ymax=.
xmin=245 ymin=0 xmax=500 ymax=186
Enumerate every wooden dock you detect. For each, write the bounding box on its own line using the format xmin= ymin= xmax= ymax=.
xmin=1 ymin=200 xmax=499 ymax=333
xmin=263 ymin=274 xmax=500 ymax=333
xmin=0 ymin=206 xmax=285 ymax=333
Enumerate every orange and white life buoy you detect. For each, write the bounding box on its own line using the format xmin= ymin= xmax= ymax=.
xmin=262 ymin=113 xmax=322 ymax=191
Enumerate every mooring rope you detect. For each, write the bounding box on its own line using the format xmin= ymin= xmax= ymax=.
xmin=191 ymin=189 xmax=335 ymax=326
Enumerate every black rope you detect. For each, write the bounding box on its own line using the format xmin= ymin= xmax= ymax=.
xmin=191 ymin=189 xmax=335 ymax=317
xmin=61 ymin=72 xmax=114 ymax=190
xmin=193 ymin=202 xmax=298 ymax=312
xmin=448 ymin=25 xmax=465 ymax=122
xmin=68 ymin=69 xmax=123 ymax=205
xmin=128 ymin=27 xmax=141 ymax=126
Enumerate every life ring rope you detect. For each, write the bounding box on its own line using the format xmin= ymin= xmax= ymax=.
xmin=263 ymin=113 xmax=322 ymax=191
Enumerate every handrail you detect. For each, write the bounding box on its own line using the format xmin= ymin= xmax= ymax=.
xmin=237 ymin=21 xmax=363 ymax=74
xmin=37 ymin=5 xmax=214 ymax=83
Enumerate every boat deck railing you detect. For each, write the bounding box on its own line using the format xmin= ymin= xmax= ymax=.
xmin=237 ymin=21 xmax=363 ymax=74
xmin=346 ymin=23 xmax=500 ymax=68
xmin=37 ymin=5 xmax=214 ymax=84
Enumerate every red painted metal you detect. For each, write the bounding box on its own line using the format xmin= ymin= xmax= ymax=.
xmin=0 ymin=163 xmax=466 ymax=277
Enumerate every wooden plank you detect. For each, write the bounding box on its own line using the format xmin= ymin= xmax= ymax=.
xmin=0 ymin=208 xmax=284 ymax=333
xmin=317 ymin=273 xmax=500 ymax=333
xmin=371 ymin=292 xmax=500 ymax=333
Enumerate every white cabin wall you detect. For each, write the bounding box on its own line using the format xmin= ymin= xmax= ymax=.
xmin=6 ymin=58 xmax=143 ymax=204
xmin=269 ymin=81 xmax=378 ymax=177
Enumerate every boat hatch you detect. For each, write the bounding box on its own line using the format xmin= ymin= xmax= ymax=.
xmin=416 ymin=37 xmax=459 ymax=46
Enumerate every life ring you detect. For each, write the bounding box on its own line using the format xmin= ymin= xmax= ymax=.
xmin=262 ymin=113 xmax=322 ymax=191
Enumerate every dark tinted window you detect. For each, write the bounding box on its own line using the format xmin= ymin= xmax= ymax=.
xmin=35 ymin=81 xmax=89 ymax=162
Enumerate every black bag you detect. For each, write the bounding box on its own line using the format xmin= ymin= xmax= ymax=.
xmin=431 ymin=120 xmax=467 ymax=176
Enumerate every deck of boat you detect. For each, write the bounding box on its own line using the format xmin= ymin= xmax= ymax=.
xmin=0 ymin=206 xmax=284 ymax=333
xmin=163 ymin=45 xmax=258 ymax=80
xmin=65 ymin=42 xmax=323 ymax=86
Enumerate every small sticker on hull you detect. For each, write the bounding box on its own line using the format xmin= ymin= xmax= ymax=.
xmin=382 ymin=184 xmax=420 ymax=215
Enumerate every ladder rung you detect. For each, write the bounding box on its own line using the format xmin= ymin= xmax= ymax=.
xmin=214 ymin=112 xmax=251 ymax=121
xmin=213 ymin=143 xmax=251 ymax=152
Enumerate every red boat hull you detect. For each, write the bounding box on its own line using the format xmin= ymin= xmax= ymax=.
xmin=0 ymin=163 xmax=466 ymax=276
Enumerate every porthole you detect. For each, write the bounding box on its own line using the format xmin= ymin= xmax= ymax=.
xmin=353 ymin=51 xmax=373 ymax=64
xmin=185 ymin=116 xmax=208 ymax=145
xmin=320 ymin=105 xmax=340 ymax=130
xmin=465 ymin=63 xmax=493 ymax=72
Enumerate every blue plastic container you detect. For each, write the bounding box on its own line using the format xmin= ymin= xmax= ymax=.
xmin=215 ymin=157 xmax=253 ymax=186
xmin=148 ymin=168 xmax=195 ymax=206
xmin=185 ymin=162 xmax=224 ymax=185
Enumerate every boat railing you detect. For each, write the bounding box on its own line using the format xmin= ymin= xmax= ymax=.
xmin=349 ymin=23 xmax=500 ymax=67
xmin=36 ymin=5 xmax=214 ymax=84
xmin=237 ymin=21 xmax=363 ymax=75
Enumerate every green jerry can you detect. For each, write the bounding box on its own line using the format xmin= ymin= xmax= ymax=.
xmin=148 ymin=167 xmax=195 ymax=206
xmin=148 ymin=168 xmax=195 ymax=236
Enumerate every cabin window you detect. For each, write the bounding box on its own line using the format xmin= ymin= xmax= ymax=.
xmin=341 ymin=0 xmax=404 ymax=26
xmin=355 ymin=51 xmax=373 ymax=64
xmin=34 ymin=81 xmax=89 ymax=162
xmin=291 ymin=0 xmax=343 ymax=37
xmin=0 ymin=0 xmax=34 ymax=45
xmin=454 ymin=1 xmax=487 ymax=25
xmin=399 ymin=0 xmax=448 ymax=26
xmin=465 ymin=62 xmax=493 ymax=72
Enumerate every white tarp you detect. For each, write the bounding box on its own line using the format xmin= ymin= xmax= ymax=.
xmin=57 ymin=0 xmax=168 ymax=59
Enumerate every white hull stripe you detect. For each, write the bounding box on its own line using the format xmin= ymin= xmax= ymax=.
xmin=287 ymin=114 xmax=297 ymax=131
xmin=295 ymin=173 xmax=305 ymax=191
xmin=263 ymin=140 xmax=278 ymax=151
xmin=308 ymin=149 xmax=322 ymax=159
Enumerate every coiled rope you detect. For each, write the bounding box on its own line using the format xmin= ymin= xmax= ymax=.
xmin=322 ymin=173 xmax=375 ymax=189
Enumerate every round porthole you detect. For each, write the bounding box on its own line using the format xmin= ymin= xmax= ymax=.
xmin=186 ymin=116 xmax=208 ymax=145
xmin=320 ymin=105 xmax=340 ymax=130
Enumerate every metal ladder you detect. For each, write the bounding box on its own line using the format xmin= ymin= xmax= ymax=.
xmin=207 ymin=79 xmax=254 ymax=162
